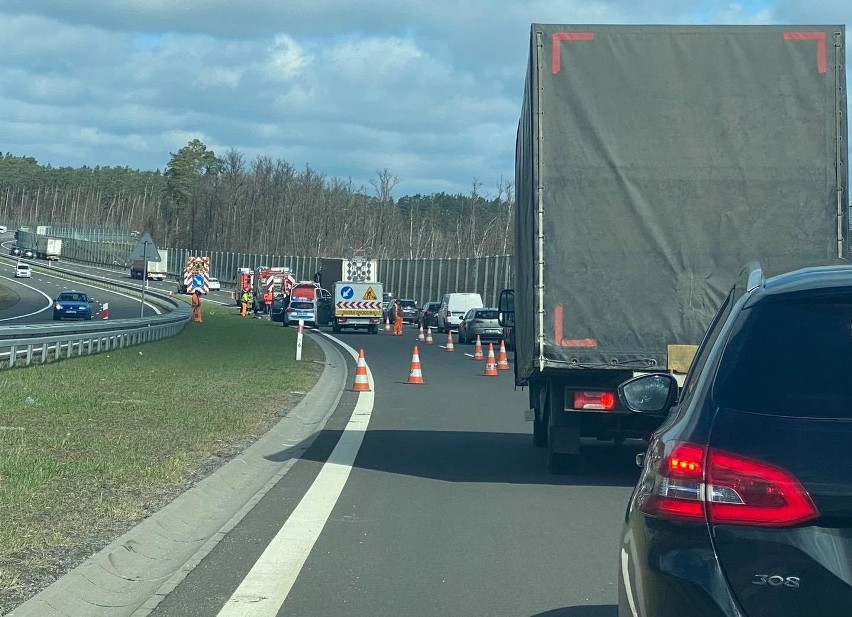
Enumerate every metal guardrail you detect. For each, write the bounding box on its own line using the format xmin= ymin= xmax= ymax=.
xmin=0 ymin=256 xmax=191 ymax=369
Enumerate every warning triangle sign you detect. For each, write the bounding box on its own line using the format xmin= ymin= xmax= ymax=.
xmin=363 ymin=286 xmax=377 ymax=300
xmin=128 ymin=233 xmax=161 ymax=262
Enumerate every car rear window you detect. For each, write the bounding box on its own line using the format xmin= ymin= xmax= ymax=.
xmin=290 ymin=301 xmax=313 ymax=309
xmin=401 ymin=301 xmax=416 ymax=308
xmin=59 ymin=293 xmax=84 ymax=302
xmin=475 ymin=310 xmax=499 ymax=319
xmin=714 ymin=296 xmax=852 ymax=419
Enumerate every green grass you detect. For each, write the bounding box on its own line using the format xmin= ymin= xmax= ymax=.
xmin=0 ymin=301 xmax=323 ymax=610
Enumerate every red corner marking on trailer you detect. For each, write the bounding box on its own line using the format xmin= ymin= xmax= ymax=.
xmin=553 ymin=304 xmax=598 ymax=348
xmin=783 ymin=31 xmax=827 ymax=74
xmin=552 ymin=32 xmax=595 ymax=74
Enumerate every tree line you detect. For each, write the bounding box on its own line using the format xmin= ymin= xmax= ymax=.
xmin=0 ymin=142 xmax=515 ymax=258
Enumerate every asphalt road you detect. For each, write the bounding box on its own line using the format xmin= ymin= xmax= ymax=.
xmin=0 ymin=246 xmax=235 ymax=323
xmin=149 ymin=325 xmax=645 ymax=617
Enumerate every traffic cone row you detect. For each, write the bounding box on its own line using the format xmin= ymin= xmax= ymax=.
xmin=352 ymin=349 xmax=371 ymax=392
xmin=418 ymin=325 xmax=426 ymax=342
xmin=426 ymin=327 xmax=433 ymax=345
xmin=351 ymin=338 xmax=510 ymax=387
xmin=408 ymin=346 xmax=424 ymax=384
xmin=484 ymin=343 xmax=499 ymax=376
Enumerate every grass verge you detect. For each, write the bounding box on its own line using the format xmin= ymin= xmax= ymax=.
xmin=0 ymin=301 xmax=324 ymax=613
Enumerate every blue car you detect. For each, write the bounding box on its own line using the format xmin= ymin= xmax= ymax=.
xmin=53 ymin=291 xmax=96 ymax=321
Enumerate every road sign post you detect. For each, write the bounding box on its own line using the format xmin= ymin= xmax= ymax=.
xmin=296 ymin=320 xmax=304 ymax=361
xmin=128 ymin=232 xmax=162 ymax=319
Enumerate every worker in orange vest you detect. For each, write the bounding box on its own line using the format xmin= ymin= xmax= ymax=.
xmin=263 ymin=290 xmax=273 ymax=317
xmin=392 ymin=299 xmax=404 ymax=336
xmin=191 ymin=290 xmax=203 ymax=323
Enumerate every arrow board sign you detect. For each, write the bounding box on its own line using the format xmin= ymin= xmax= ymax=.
xmin=128 ymin=233 xmax=162 ymax=262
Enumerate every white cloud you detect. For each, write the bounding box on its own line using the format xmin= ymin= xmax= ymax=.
xmin=0 ymin=0 xmax=849 ymax=197
xmin=267 ymin=34 xmax=309 ymax=81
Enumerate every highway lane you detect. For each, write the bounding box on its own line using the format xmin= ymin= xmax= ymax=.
xmin=0 ymin=249 xmax=234 ymax=323
xmin=151 ymin=323 xmax=644 ymax=617
xmin=0 ymin=257 xmax=162 ymax=322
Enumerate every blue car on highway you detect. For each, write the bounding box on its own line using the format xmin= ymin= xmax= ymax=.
xmin=53 ymin=291 xmax=96 ymax=321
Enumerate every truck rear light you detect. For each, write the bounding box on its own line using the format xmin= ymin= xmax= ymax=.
xmin=637 ymin=441 xmax=819 ymax=527
xmin=369 ymin=318 xmax=379 ymax=324
xmin=447 ymin=310 xmax=452 ymax=317
xmin=573 ymin=390 xmax=616 ymax=410
xmin=338 ymin=317 xmax=348 ymax=323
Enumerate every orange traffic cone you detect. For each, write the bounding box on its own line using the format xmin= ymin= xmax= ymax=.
xmin=418 ymin=325 xmax=425 ymax=342
xmin=497 ymin=339 xmax=510 ymax=370
xmin=484 ymin=343 xmax=499 ymax=376
xmin=384 ymin=316 xmax=391 ymax=332
xmin=426 ymin=327 xmax=434 ymax=345
xmin=445 ymin=331 xmax=455 ymax=352
xmin=473 ymin=335 xmax=484 ymax=360
xmin=407 ymin=346 xmax=424 ymax=384
xmin=352 ymin=349 xmax=371 ymax=392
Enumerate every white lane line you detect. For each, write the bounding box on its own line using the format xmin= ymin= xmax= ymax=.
xmin=216 ymin=334 xmax=374 ymax=617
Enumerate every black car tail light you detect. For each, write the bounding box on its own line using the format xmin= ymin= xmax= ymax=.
xmin=638 ymin=441 xmax=818 ymax=527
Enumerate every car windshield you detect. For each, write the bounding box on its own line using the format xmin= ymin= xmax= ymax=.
xmin=16 ymin=265 xmax=28 ymax=270
xmin=714 ymin=295 xmax=852 ymax=419
xmin=58 ymin=293 xmax=84 ymax=302
xmin=401 ymin=301 xmax=416 ymax=308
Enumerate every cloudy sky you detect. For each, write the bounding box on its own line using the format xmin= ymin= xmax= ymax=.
xmin=1 ymin=1 xmax=848 ymax=198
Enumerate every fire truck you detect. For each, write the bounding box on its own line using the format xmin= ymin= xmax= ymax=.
xmin=236 ymin=266 xmax=296 ymax=312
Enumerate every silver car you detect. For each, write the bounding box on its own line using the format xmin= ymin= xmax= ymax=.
xmin=458 ymin=307 xmax=502 ymax=344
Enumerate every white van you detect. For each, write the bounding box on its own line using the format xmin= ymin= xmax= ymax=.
xmin=437 ymin=292 xmax=484 ymax=332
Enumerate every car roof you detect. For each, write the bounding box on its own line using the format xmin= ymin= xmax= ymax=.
xmin=744 ymin=264 xmax=852 ymax=307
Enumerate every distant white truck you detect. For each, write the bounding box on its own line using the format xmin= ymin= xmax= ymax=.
xmin=130 ymin=249 xmax=168 ymax=280
xmin=36 ymin=236 xmax=62 ymax=261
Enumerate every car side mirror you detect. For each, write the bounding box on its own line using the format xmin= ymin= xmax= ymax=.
xmin=498 ymin=289 xmax=515 ymax=327
xmin=618 ymin=374 xmax=677 ymax=414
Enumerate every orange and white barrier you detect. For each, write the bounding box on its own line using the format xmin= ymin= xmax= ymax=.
xmin=497 ymin=339 xmax=510 ymax=370
xmin=353 ymin=348 xmax=371 ymax=392
xmin=407 ymin=346 xmax=424 ymax=384
xmin=418 ymin=325 xmax=426 ymax=342
xmin=384 ymin=316 xmax=391 ymax=332
xmin=426 ymin=327 xmax=433 ymax=345
xmin=484 ymin=343 xmax=498 ymax=376
xmin=473 ymin=335 xmax=484 ymax=360
xmin=445 ymin=331 xmax=455 ymax=352
xmin=101 ymin=302 xmax=109 ymax=320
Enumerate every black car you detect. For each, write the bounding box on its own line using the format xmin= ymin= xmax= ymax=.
xmin=418 ymin=301 xmax=442 ymax=329
xmin=9 ymin=246 xmax=21 ymax=256
xmin=617 ymin=262 xmax=852 ymax=616
xmin=399 ymin=299 xmax=418 ymax=324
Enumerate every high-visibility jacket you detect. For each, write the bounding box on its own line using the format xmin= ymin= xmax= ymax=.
xmin=240 ymin=292 xmax=251 ymax=304
xmin=263 ymin=292 xmax=273 ymax=305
